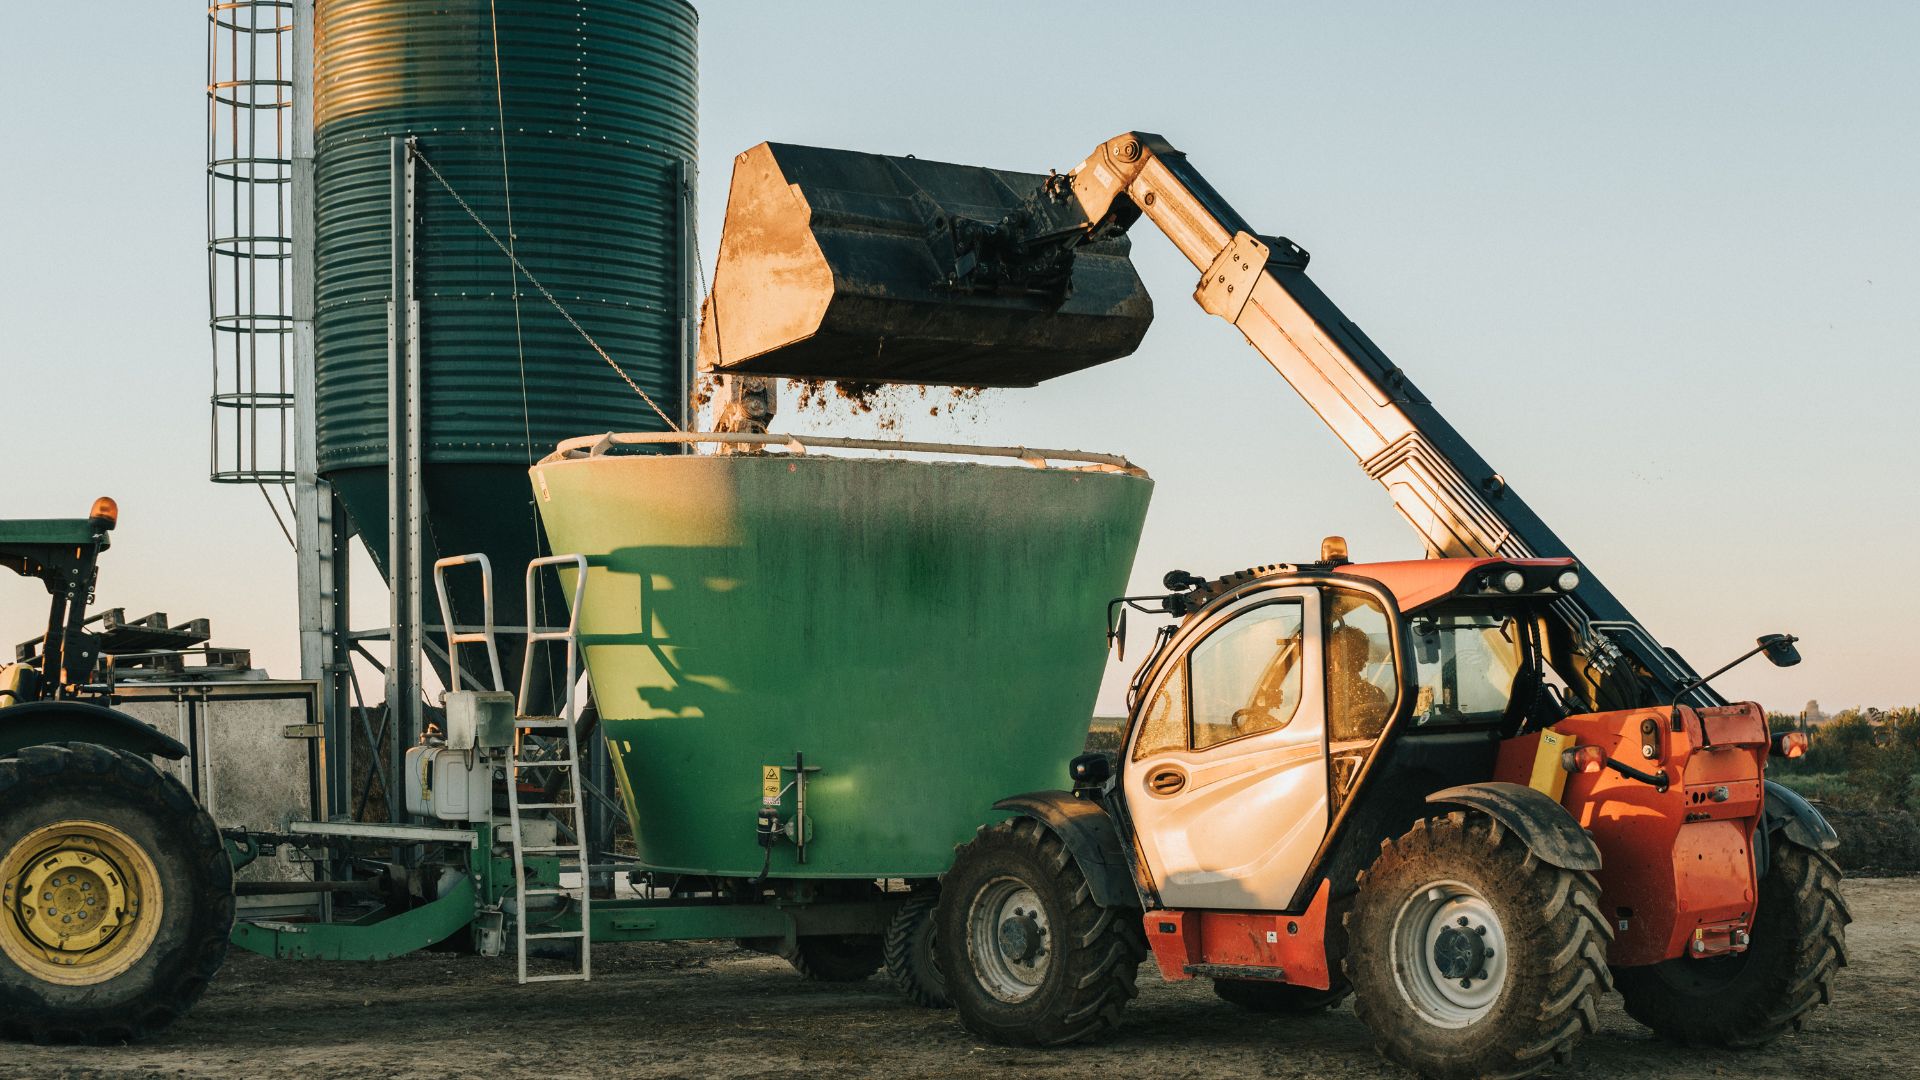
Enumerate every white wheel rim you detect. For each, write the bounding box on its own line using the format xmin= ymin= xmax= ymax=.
xmin=966 ymin=876 xmax=1051 ymax=1003
xmin=1390 ymin=879 xmax=1508 ymax=1028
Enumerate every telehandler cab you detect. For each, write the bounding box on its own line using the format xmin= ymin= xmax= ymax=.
xmin=700 ymin=132 xmax=1848 ymax=1078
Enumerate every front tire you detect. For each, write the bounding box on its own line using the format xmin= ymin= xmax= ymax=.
xmin=0 ymin=742 xmax=234 ymax=1044
xmin=1614 ymin=838 xmax=1849 ymax=1046
xmin=935 ymin=818 xmax=1145 ymax=1046
xmin=1344 ymin=811 xmax=1612 ymax=1080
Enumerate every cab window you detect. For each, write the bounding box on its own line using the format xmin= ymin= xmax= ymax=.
xmin=1409 ymin=605 xmax=1526 ymax=726
xmin=1131 ymin=660 xmax=1187 ymax=761
xmin=1189 ymin=602 xmax=1305 ymax=750
xmin=1325 ymin=590 xmax=1396 ymax=742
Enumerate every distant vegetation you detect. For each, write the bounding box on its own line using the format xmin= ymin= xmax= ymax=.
xmin=1769 ymin=707 xmax=1920 ymax=812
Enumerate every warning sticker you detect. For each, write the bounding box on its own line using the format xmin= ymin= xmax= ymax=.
xmin=761 ymin=765 xmax=782 ymax=800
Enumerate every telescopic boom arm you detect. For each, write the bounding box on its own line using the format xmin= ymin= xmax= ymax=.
xmin=698 ymin=132 xmax=1713 ymax=709
xmin=1051 ymin=132 xmax=1711 ymax=709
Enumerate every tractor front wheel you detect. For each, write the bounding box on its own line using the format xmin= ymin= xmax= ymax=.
xmin=1344 ymin=811 xmax=1612 ymax=1080
xmin=935 ymin=817 xmax=1145 ymax=1046
xmin=1614 ymin=838 xmax=1848 ymax=1046
xmin=0 ymin=742 xmax=234 ymax=1044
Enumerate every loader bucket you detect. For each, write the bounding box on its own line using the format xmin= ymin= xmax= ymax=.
xmin=699 ymin=142 xmax=1153 ymax=387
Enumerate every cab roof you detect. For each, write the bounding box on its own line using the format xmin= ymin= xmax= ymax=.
xmin=1335 ymin=557 xmax=1577 ymax=612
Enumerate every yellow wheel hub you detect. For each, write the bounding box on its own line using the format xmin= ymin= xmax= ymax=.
xmin=1 ymin=820 xmax=163 ymax=986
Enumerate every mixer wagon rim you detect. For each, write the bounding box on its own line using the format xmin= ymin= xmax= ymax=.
xmin=539 ymin=430 xmax=1148 ymax=477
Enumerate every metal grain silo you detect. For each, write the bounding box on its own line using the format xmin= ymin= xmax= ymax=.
xmin=311 ymin=0 xmax=697 ymax=696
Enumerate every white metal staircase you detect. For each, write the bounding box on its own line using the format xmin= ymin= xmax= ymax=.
xmin=432 ymin=552 xmax=593 ymax=985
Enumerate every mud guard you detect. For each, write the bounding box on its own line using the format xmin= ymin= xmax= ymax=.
xmin=993 ymin=791 xmax=1141 ymax=909
xmin=0 ymin=700 xmax=189 ymax=760
xmin=1762 ymin=779 xmax=1840 ymax=852
xmin=1426 ymin=781 xmax=1603 ymax=872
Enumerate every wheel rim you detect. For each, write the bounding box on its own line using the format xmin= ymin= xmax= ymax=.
xmin=0 ymin=820 xmax=163 ymax=986
xmin=1389 ymin=879 xmax=1508 ymax=1028
xmin=966 ymin=875 xmax=1051 ymax=1003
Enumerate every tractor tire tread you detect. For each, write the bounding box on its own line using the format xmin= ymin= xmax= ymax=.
xmin=0 ymin=742 xmax=232 ymax=1045
xmin=1344 ymin=810 xmax=1609 ymax=1080
xmin=884 ymin=891 xmax=949 ymax=1008
xmin=937 ymin=817 xmax=1144 ymax=1047
xmin=1615 ymin=840 xmax=1848 ymax=1048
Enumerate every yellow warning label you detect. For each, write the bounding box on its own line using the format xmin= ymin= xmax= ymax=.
xmin=761 ymin=765 xmax=782 ymax=800
xmin=1530 ymin=727 xmax=1571 ymax=801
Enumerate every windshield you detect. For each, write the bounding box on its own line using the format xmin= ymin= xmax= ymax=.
xmin=1409 ymin=605 xmax=1527 ymax=726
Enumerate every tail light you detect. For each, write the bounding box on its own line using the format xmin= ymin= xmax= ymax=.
xmin=1771 ymin=731 xmax=1809 ymax=760
xmin=1560 ymin=745 xmax=1607 ymax=774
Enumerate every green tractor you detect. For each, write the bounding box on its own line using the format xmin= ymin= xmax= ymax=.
xmin=0 ymin=498 xmax=233 ymax=1042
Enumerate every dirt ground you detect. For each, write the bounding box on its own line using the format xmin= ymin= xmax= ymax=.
xmin=14 ymin=876 xmax=1915 ymax=1080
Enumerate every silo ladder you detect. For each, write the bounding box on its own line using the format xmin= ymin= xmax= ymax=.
xmin=507 ymin=554 xmax=593 ymax=984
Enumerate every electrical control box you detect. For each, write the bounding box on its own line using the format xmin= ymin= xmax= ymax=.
xmin=404 ymin=744 xmax=497 ymax=822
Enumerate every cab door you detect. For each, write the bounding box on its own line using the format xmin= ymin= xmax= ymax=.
xmin=1122 ymin=587 xmax=1328 ymax=911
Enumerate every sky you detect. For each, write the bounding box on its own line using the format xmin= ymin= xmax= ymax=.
xmin=0 ymin=2 xmax=1915 ymax=715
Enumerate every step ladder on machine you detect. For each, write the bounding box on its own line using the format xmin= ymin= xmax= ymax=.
xmin=432 ymin=552 xmax=594 ymax=985
xmin=509 ymin=553 xmax=593 ymax=984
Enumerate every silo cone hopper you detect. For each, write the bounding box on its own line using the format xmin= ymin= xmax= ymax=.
xmin=698 ymin=142 xmax=1154 ymax=387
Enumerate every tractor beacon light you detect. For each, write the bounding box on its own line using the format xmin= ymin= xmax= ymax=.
xmin=88 ymin=497 xmax=118 ymax=531
xmin=1772 ymin=731 xmax=1810 ymax=759
xmin=1561 ymin=745 xmax=1607 ymax=774
xmin=1320 ymin=536 xmax=1350 ymax=564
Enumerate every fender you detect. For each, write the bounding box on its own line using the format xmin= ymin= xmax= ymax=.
xmin=1762 ymin=778 xmax=1840 ymax=852
xmin=1426 ymin=781 xmax=1602 ymax=872
xmin=0 ymin=700 xmax=189 ymax=760
xmin=993 ymin=791 xmax=1141 ymax=909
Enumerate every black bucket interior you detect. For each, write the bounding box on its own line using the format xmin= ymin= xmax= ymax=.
xmin=699 ymin=142 xmax=1154 ymax=388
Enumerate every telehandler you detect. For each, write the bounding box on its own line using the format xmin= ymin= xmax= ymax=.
xmin=700 ymin=131 xmax=1849 ymax=1078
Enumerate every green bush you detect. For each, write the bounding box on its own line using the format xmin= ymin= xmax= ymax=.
xmin=1767 ymin=706 xmax=1918 ymax=812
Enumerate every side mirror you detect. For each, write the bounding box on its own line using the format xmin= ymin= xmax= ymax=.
xmin=1069 ymin=751 xmax=1112 ymax=789
xmin=1759 ymin=633 xmax=1801 ymax=668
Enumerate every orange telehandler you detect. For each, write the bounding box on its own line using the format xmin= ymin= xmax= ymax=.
xmin=698 ymin=132 xmax=1848 ymax=1078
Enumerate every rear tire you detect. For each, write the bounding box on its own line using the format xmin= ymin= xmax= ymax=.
xmin=0 ymin=742 xmax=234 ymax=1044
xmin=1344 ymin=811 xmax=1611 ymax=1080
xmin=935 ymin=817 xmax=1145 ymax=1046
xmin=1211 ymin=977 xmax=1349 ymax=1014
xmin=885 ymin=891 xmax=949 ymax=1008
xmin=1614 ymin=839 xmax=1849 ymax=1047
